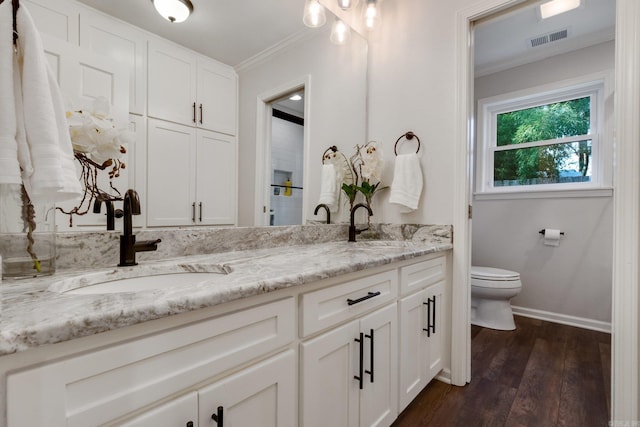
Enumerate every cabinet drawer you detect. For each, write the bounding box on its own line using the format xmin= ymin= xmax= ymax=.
xmin=400 ymin=256 xmax=446 ymax=295
xmin=301 ymin=270 xmax=398 ymax=337
xmin=7 ymin=297 xmax=295 ymax=427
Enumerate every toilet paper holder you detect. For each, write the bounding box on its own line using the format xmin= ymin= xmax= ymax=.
xmin=538 ymin=229 xmax=565 ymax=236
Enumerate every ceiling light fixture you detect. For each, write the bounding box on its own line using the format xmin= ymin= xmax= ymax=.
xmin=337 ymin=0 xmax=359 ymax=11
xmin=151 ymin=0 xmax=194 ymax=23
xmin=330 ymin=18 xmax=351 ymax=45
xmin=363 ymin=0 xmax=381 ymax=31
xmin=539 ymin=0 xmax=581 ymax=19
xmin=303 ymin=0 xmax=327 ymax=28
xmin=289 ymin=94 xmax=303 ymax=101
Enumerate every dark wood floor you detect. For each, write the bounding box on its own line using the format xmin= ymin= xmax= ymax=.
xmin=392 ymin=316 xmax=611 ymax=427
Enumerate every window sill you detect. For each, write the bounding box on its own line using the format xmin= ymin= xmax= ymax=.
xmin=473 ymin=187 xmax=613 ymax=201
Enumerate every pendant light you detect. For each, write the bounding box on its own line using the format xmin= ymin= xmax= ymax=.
xmin=303 ymin=0 xmax=327 ymax=28
xmin=330 ymin=18 xmax=351 ymax=45
xmin=337 ymin=0 xmax=359 ymax=11
xmin=363 ymin=0 xmax=381 ymax=31
xmin=151 ymin=0 xmax=194 ymax=23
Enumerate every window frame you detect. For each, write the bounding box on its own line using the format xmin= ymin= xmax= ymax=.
xmin=475 ymin=73 xmax=611 ymax=198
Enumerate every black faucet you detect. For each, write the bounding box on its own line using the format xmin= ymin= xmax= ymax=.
xmin=118 ymin=189 xmax=161 ymax=267
xmin=314 ymin=203 xmax=331 ymax=224
xmin=349 ymin=203 xmax=373 ymax=242
xmin=93 ymin=197 xmax=124 ymax=231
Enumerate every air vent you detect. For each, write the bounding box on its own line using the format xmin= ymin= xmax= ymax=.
xmin=528 ymin=28 xmax=569 ymax=48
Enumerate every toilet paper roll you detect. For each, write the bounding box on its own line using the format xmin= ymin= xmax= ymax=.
xmin=543 ymin=228 xmax=561 ymax=246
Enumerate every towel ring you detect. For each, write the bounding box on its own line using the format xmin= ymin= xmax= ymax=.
xmin=394 ymin=131 xmax=421 ymax=156
xmin=322 ymin=146 xmax=338 ymax=164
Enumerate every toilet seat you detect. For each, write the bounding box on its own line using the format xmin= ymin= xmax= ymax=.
xmin=471 ymin=266 xmax=521 ymax=289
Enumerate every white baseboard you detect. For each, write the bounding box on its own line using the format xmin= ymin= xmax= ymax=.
xmin=511 ymin=305 xmax=611 ymax=333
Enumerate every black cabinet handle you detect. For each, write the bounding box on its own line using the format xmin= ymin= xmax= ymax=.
xmin=423 ymin=296 xmax=436 ymax=336
xmin=199 ymin=202 xmax=203 ymax=222
xmin=211 ymin=406 xmax=224 ymax=426
xmin=347 ymin=291 xmax=381 ymax=306
xmin=186 ymin=422 xmax=194 ymax=427
xmin=365 ymin=328 xmax=374 ymax=383
xmin=192 ymin=202 xmax=196 ymax=223
xmin=192 ymin=102 xmax=197 ymax=123
xmin=199 ymin=103 xmax=203 ymax=124
xmin=354 ymin=332 xmax=364 ymax=390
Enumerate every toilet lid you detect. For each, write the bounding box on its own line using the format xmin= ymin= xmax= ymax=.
xmin=471 ymin=266 xmax=520 ymax=281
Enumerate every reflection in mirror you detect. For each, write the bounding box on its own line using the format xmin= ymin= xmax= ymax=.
xmin=27 ymin=0 xmax=368 ymax=229
xmin=269 ymin=91 xmax=306 ymax=226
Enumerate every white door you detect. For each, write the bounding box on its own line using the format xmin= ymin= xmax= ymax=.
xmin=148 ymin=40 xmax=197 ymax=126
xmin=119 ymin=392 xmax=198 ymax=427
xmin=23 ymin=0 xmax=79 ymax=44
xmin=359 ymin=303 xmax=397 ymax=427
xmin=398 ymin=289 xmax=429 ymax=411
xmin=40 ymin=35 xmax=130 ymax=230
xmin=197 ymin=60 xmax=237 ymax=135
xmin=301 ymin=320 xmax=360 ymax=427
xmin=196 ymin=130 xmax=237 ymax=225
xmin=147 ymin=119 xmax=196 ymax=226
xmin=198 ymin=350 xmax=296 ymax=427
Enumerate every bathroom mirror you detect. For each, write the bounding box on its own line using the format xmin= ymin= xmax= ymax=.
xmin=67 ymin=0 xmax=369 ymax=228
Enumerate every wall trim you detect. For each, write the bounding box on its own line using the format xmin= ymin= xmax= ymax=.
xmin=435 ymin=368 xmax=452 ymax=385
xmin=512 ymin=306 xmax=611 ymax=333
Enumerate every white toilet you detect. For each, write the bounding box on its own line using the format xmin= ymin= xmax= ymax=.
xmin=471 ymin=266 xmax=522 ymax=331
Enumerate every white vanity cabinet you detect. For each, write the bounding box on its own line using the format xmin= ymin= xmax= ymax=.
xmin=146 ymin=119 xmax=237 ymax=227
xmin=148 ymin=40 xmax=237 ymax=136
xmin=121 ymin=350 xmax=296 ymax=427
xmin=6 ymin=298 xmax=295 ymax=427
xmin=398 ymin=257 xmax=447 ymax=411
xmin=300 ymin=270 xmax=398 ymax=427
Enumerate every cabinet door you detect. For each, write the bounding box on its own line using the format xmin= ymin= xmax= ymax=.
xmin=301 ymin=320 xmax=360 ymax=427
xmin=359 ymin=303 xmax=397 ymax=427
xmin=196 ymin=130 xmax=237 ymax=225
xmin=398 ymin=289 xmax=429 ymax=411
xmin=80 ymin=10 xmax=147 ymax=115
xmin=148 ymin=40 xmax=197 ymax=126
xmin=196 ymin=59 xmax=237 ymax=135
xmin=23 ymin=0 xmax=79 ymax=44
xmin=147 ymin=119 xmax=196 ymax=226
xmin=424 ymin=281 xmax=445 ymax=381
xmin=198 ymin=350 xmax=296 ymax=427
xmin=119 ymin=392 xmax=197 ymax=427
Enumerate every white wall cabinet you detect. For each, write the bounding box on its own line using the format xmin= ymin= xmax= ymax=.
xmin=148 ymin=40 xmax=237 ymax=135
xmin=398 ymin=259 xmax=447 ymax=411
xmin=23 ymin=0 xmax=80 ymax=44
xmin=147 ymin=119 xmax=237 ymax=227
xmin=79 ymin=9 xmax=147 ymax=115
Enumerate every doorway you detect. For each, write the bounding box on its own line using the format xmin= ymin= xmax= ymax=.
xmin=268 ymin=91 xmax=306 ymax=226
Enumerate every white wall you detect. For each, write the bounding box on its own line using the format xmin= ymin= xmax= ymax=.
xmin=472 ymin=41 xmax=615 ymax=325
xmin=236 ymin=29 xmax=367 ymax=226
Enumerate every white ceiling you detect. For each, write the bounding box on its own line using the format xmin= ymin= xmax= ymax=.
xmin=474 ymin=0 xmax=615 ymax=76
xmin=76 ymin=0 xmax=309 ymax=67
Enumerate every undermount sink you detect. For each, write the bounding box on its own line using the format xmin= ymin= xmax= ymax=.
xmin=49 ymin=263 xmax=232 ymax=295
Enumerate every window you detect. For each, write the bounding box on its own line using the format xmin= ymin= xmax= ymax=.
xmin=476 ymin=77 xmax=609 ymax=196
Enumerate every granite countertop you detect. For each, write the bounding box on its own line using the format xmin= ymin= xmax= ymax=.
xmin=0 ymin=239 xmax=451 ymax=356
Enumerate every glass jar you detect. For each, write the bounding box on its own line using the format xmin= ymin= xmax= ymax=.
xmin=0 ymin=184 xmax=56 ymax=278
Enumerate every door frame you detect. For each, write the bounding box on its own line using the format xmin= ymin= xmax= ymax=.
xmin=453 ymin=0 xmax=640 ymax=420
xmin=254 ymin=76 xmax=311 ymax=226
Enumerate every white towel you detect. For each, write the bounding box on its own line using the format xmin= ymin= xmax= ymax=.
xmin=14 ymin=3 xmax=82 ymax=203
xmin=318 ymin=163 xmax=339 ymax=211
xmin=0 ymin=0 xmax=22 ymax=186
xmin=389 ymin=153 xmax=423 ymax=212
